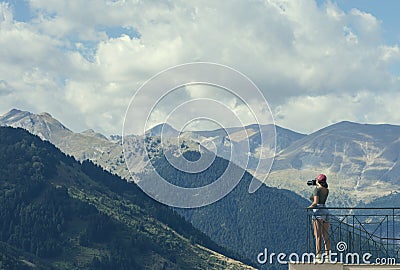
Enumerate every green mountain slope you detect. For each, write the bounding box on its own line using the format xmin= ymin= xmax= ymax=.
xmin=142 ymin=150 xmax=310 ymax=269
xmin=0 ymin=127 xmax=254 ymax=270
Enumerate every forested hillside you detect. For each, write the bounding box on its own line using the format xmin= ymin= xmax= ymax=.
xmin=145 ymin=150 xmax=310 ymax=269
xmin=0 ymin=127 xmax=254 ymax=270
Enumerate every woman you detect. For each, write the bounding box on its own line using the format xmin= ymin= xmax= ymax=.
xmin=308 ymin=173 xmax=331 ymax=262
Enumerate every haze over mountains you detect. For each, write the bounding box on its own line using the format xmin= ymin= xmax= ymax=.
xmin=1 ymin=108 xmax=399 ymax=206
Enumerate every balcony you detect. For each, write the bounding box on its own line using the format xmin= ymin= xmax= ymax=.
xmin=290 ymin=208 xmax=400 ymax=269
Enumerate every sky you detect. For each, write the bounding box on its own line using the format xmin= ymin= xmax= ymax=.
xmin=0 ymin=0 xmax=400 ymax=135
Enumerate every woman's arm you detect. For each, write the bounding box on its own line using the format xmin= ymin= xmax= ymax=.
xmin=308 ymin=183 xmax=321 ymax=208
xmin=307 ymin=195 xmax=319 ymax=208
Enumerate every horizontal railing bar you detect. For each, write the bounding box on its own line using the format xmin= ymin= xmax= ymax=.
xmin=306 ymin=207 xmax=400 ymax=210
xmin=329 ymin=215 xmax=400 ymax=217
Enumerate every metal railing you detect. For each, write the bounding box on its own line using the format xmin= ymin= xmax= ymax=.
xmin=306 ymin=207 xmax=400 ymax=263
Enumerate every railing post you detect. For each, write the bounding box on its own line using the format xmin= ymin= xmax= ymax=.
xmin=393 ymin=208 xmax=395 ymax=256
xmin=307 ymin=208 xmax=310 ymax=254
xmin=387 ymin=214 xmax=389 ymax=257
xmin=352 ymin=214 xmax=354 ymax=252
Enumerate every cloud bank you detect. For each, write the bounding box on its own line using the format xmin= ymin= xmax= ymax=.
xmin=0 ymin=0 xmax=399 ymax=135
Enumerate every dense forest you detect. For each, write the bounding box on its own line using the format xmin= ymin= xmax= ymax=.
xmin=0 ymin=127 xmax=251 ymax=269
xmin=143 ymin=148 xmax=310 ymax=269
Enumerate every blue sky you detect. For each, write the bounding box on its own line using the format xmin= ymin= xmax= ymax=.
xmin=327 ymin=0 xmax=400 ymax=76
xmin=0 ymin=0 xmax=399 ymax=135
xmin=331 ymin=0 xmax=400 ymax=76
xmin=9 ymin=1 xmax=400 ymax=45
xmin=332 ymin=0 xmax=400 ymax=44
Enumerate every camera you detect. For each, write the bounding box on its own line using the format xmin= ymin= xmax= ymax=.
xmin=307 ymin=179 xmax=316 ymax=186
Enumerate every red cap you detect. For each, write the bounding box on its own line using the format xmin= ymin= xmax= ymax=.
xmin=316 ymin=174 xmax=327 ymax=182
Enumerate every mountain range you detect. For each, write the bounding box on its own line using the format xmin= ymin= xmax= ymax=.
xmin=2 ymin=109 xmax=399 ymax=206
xmin=269 ymin=121 xmax=400 ymax=205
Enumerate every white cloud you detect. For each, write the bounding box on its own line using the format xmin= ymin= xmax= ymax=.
xmin=380 ymin=45 xmax=400 ymax=62
xmin=350 ymin=8 xmax=381 ymax=37
xmin=274 ymin=91 xmax=400 ymax=133
xmin=0 ymin=0 xmax=400 ymax=135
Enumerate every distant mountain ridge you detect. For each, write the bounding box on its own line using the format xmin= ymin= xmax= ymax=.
xmin=268 ymin=121 xmax=400 ymax=205
xmin=2 ymin=108 xmax=400 ymax=206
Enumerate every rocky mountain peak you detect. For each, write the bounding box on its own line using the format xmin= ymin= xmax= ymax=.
xmin=0 ymin=108 xmax=71 ymax=141
xmin=38 ymin=112 xmax=53 ymax=118
xmin=145 ymin=122 xmax=179 ymax=137
xmin=80 ymin=129 xmax=108 ymax=141
xmin=0 ymin=108 xmax=32 ymax=123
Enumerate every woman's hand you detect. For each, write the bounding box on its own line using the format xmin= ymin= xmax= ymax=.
xmin=307 ymin=204 xmax=317 ymax=209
